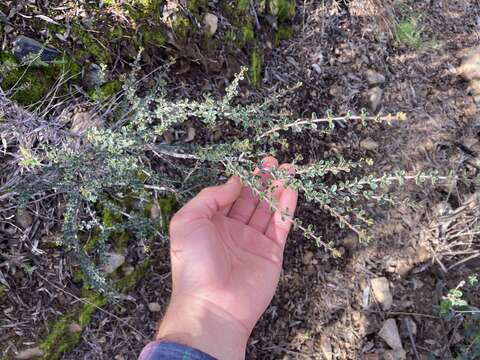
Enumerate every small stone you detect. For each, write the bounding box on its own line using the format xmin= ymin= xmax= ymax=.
xmin=13 ymin=36 xmax=60 ymax=63
xmin=433 ymin=201 xmax=452 ymax=216
xmin=0 ymin=10 xmax=8 ymax=24
xmin=342 ymin=234 xmax=358 ymax=250
xmin=383 ymin=349 xmax=406 ymax=360
xmin=404 ymin=317 xmax=417 ymax=336
xmin=123 ymin=265 xmax=135 ymax=276
xmin=368 ymin=86 xmax=383 ymax=112
xmin=82 ymin=63 xmax=106 ymax=90
xmin=150 ymin=203 xmax=162 ymax=220
xmin=360 ymin=138 xmax=379 ymax=151
xmin=68 ymin=322 xmax=82 ymax=333
xmin=15 ymin=347 xmax=44 ymax=359
xmin=365 ymin=69 xmax=386 ymax=85
xmin=458 ymin=47 xmax=480 ymax=80
xmin=319 ymin=335 xmax=333 ymax=360
xmin=186 ymin=126 xmax=196 ymax=142
xmin=203 ymin=13 xmax=218 ymax=36
xmin=303 ymin=251 xmax=314 ymax=265
xmin=71 ymin=111 xmax=103 ymax=135
xmin=103 ymin=253 xmax=125 ymax=274
xmin=148 ymin=302 xmax=162 ymax=312
xmin=378 ymin=319 xmax=403 ymax=350
xmin=312 ymin=63 xmax=322 ymax=75
xmin=371 ymin=277 xmax=393 ymax=310
xmin=16 ymin=209 xmax=33 ymax=229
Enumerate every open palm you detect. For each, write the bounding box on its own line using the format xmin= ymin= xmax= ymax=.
xmin=168 ymin=157 xmax=298 ymax=336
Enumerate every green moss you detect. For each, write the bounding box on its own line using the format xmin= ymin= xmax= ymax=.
xmin=108 ymin=26 xmax=124 ymax=41
xmin=172 ymin=15 xmax=192 ymax=41
xmin=270 ymin=0 xmax=295 ymax=21
xmin=0 ymin=285 xmax=6 ymax=300
xmin=72 ymin=24 xmax=110 ymax=64
xmin=237 ymin=0 xmax=250 ymax=14
xmin=249 ymin=49 xmax=262 ymax=87
xmin=0 ymin=51 xmax=81 ymax=106
xmin=88 ymin=80 xmax=122 ymax=101
xmin=143 ymin=28 xmax=166 ymax=47
xmin=395 ymin=18 xmax=422 ymax=49
xmin=116 ymin=258 xmax=151 ymax=292
xmin=187 ymin=0 xmax=207 ymax=14
xmin=239 ymin=22 xmax=255 ymax=47
xmin=275 ymin=25 xmax=293 ymax=45
xmin=39 ymin=289 xmax=107 ymax=360
xmin=127 ymin=0 xmax=164 ymax=20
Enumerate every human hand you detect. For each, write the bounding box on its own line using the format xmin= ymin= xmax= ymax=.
xmin=156 ymin=156 xmax=298 ymax=359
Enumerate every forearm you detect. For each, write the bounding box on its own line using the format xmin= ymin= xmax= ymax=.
xmin=156 ymin=296 xmax=249 ymax=360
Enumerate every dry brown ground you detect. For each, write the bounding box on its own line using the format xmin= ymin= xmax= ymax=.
xmin=1 ymin=0 xmax=480 ymax=359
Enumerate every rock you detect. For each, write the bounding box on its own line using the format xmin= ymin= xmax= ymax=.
xmin=123 ymin=265 xmax=135 ymax=276
xmin=378 ymin=319 xmax=403 ymax=350
xmin=148 ymin=302 xmax=162 ymax=312
xmin=203 ymin=13 xmax=218 ymax=36
xmin=383 ymin=349 xmax=407 ymax=360
xmin=312 ymin=63 xmax=322 ymax=75
xmin=16 ymin=209 xmax=33 ymax=229
xmin=368 ymin=86 xmax=383 ymax=112
xmin=150 ymin=203 xmax=162 ymax=220
xmin=341 ymin=234 xmax=358 ymax=250
xmin=15 ymin=347 xmax=44 ymax=359
xmin=0 ymin=10 xmax=8 ymax=24
xmin=371 ymin=277 xmax=393 ymax=310
xmin=404 ymin=317 xmax=417 ymax=337
xmin=458 ymin=47 xmax=480 ymax=80
xmin=102 ymin=253 xmax=125 ymax=274
xmin=82 ymin=64 xmax=107 ymax=90
xmin=303 ymin=251 xmax=314 ymax=265
xmin=68 ymin=322 xmax=82 ymax=333
xmin=71 ymin=111 xmax=103 ymax=134
xmin=360 ymin=138 xmax=379 ymax=151
xmin=186 ymin=126 xmax=196 ymax=142
xmin=366 ymin=69 xmax=386 ymax=86
xmin=318 ymin=335 xmax=333 ymax=360
xmin=433 ymin=201 xmax=452 ymax=217
xmin=13 ymin=36 xmax=60 ymax=63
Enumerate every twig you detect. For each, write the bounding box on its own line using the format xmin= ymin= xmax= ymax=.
xmin=258 ymin=113 xmax=405 ymax=139
xmin=447 ymin=252 xmax=480 ymax=270
xmin=249 ymin=0 xmax=261 ymax=29
xmin=404 ymin=318 xmax=421 ymax=360
xmin=365 ymin=309 xmax=440 ymax=319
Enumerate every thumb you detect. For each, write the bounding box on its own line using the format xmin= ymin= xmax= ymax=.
xmin=174 ymin=176 xmax=242 ymax=222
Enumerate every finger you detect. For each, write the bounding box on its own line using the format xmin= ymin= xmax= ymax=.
xmin=227 ymin=156 xmax=278 ymax=223
xmin=265 ymin=178 xmax=298 ymax=248
xmin=248 ymin=163 xmax=294 ymax=232
xmin=173 ymin=176 xmax=242 ymax=223
xmin=247 ymin=180 xmax=284 ymax=233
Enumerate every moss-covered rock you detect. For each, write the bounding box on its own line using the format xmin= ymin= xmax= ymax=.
xmin=88 ymin=80 xmax=122 ymax=101
xmin=72 ymin=23 xmax=110 ymax=64
xmin=172 ymin=15 xmax=193 ymax=41
xmin=142 ymin=28 xmax=167 ymax=47
xmin=0 ymin=285 xmax=6 ymax=300
xmin=0 ymin=51 xmax=81 ymax=106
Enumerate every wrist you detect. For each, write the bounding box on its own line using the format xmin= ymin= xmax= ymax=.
xmin=156 ymin=295 xmax=249 ymax=360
